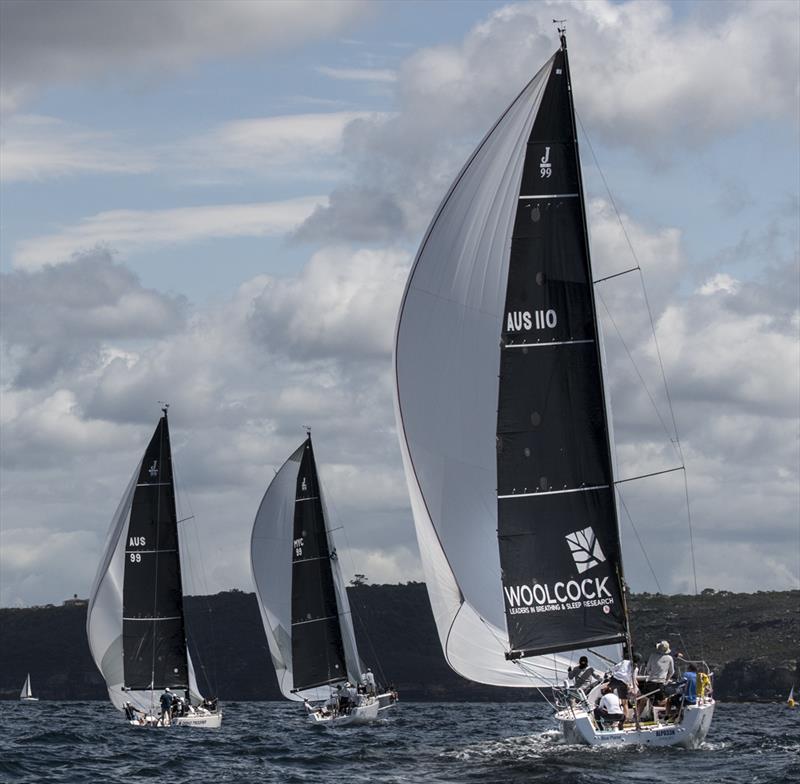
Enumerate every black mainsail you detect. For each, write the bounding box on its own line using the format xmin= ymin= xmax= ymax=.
xmin=122 ymin=411 xmax=189 ymax=690
xmin=498 ymin=39 xmax=627 ymax=659
xmin=290 ymin=436 xmax=349 ymax=690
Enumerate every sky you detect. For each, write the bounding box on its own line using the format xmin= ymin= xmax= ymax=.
xmin=0 ymin=0 xmax=798 ymax=607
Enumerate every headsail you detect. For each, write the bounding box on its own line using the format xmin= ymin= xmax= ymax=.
xmin=87 ymin=412 xmax=202 ymax=712
xmin=250 ymin=436 xmax=361 ymax=701
xmin=393 ymin=41 xmax=625 ymax=687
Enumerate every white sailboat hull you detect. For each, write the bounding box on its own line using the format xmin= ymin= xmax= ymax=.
xmin=307 ymin=698 xmax=380 ymax=726
xmin=555 ymin=699 xmax=715 ymax=748
xmin=20 ymin=697 xmax=39 ymax=702
xmin=128 ymin=709 xmax=222 ymax=728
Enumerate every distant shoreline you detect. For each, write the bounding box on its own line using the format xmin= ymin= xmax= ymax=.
xmin=2 ymin=585 xmax=796 ymax=702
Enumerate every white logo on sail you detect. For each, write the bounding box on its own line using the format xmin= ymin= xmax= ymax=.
xmin=539 ymin=147 xmax=552 ymax=178
xmin=566 ymin=526 xmax=606 ymax=573
xmin=301 ymin=477 xmax=307 ymax=491
xmin=148 ymin=460 xmax=158 ymax=477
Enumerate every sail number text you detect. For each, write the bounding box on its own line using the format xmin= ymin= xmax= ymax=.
xmin=128 ymin=535 xmax=145 ymax=563
xmin=506 ymin=309 xmax=557 ymax=333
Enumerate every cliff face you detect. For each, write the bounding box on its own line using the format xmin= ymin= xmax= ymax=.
xmin=627 ymin=590 xmax=798 ymax=701
xmin=0 ymin=586 xmax=796 ymax=701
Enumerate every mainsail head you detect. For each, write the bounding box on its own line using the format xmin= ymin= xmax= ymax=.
xmin=250 ymin=436 xmax=362 ymax=701
xmin=393 ymin=41 xmax=626 ymax=687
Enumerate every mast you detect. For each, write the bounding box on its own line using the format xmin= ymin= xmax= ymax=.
xmin=559 ymin=28 xmax=632 ymax=655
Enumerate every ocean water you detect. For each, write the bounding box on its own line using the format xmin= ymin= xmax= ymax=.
xmin=1 ymin=701 xmax=797 ymax=784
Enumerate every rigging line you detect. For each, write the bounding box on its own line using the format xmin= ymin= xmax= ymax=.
xmin=576 ymin=109 xmax=642 ymax=270
xmin=617 ymin=490 xmax=663 ymax=594
xmin=615 ymin=466 xmax=684 ymax=485
xmin=578 ymin=106 xmax=701 ymax=607
xmin=511 ymin=658 xmax=557 ymax=709
xmin=594 ymin=266 xmax=640 ymax=285
xmin=637 ymin=264 xmax=701 ymax=601
xmin=316 ymin=467 xmax=388 ymax=688
xmin=597 ymin=290 xmax=681 ymax=462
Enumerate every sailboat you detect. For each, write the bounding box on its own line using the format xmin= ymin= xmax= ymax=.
xmin=19 ymin=673 xmax=38 ymax=702
xmin=392 ymin=28 xmax=713 ymax=748
xmin=788 ymin=686 xmax=796 ymax=708
xmin=86 ymin=406 xmax=221 ymax=728
xmin=250 ymin=433 xmax=398 ymax=725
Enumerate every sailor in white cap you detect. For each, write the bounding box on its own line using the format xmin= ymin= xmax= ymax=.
xmin=642 ymin=640 xmax=675 ymax=706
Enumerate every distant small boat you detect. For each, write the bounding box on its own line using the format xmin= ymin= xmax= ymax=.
xmin=788 ymin=686 xmax=796 ymax=708
xmin=20 ymin=673 xmax=38 ymax=702
xmin=250 ymin=433 xmax=398 ymax=726
xmin=86 ymin=406 xmax=222 ymax=728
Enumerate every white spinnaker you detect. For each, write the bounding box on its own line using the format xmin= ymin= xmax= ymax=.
xmin=87 ymin=461 xmax=203 ymax=713
xmin=394 ymin=54 xmax=617 ymax=686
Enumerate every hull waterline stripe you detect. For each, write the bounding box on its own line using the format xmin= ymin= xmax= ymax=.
xmin=505 ymin=339 xmax=594 ymax=349
xmin=498 ymin=483 xmax=609 ymax=499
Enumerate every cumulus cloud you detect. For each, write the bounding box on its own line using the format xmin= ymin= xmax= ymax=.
xmin=13 ymin=196 xmax=326 ymax=270
xmin=293 ymin=187 xmax=406 ymax=244
xmin=0 ymin=0 xmax=366 ymax=112
xmin=1 ymin=1 xmax=798 ymax=606
xmin=3 ymin=196 xmax=797 ymax=606
xmin=295 ymin=0 xmax=799 ymax=243
xmin=0 ymin=249 xmax=185 ymax=387
xmin=248 ymin=245 xmax=409 ymax=360
xmin=1 ymin=250 xmax=419 ymax=605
